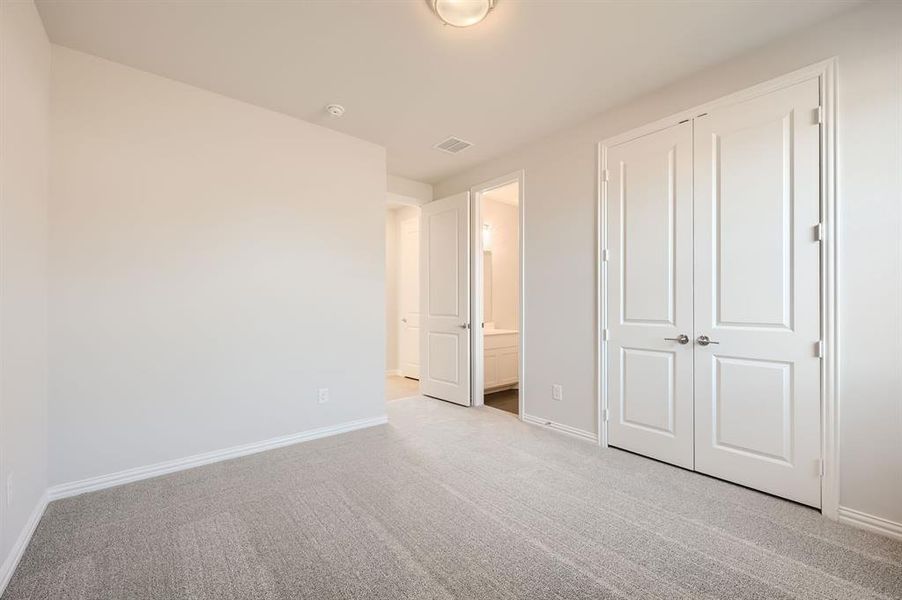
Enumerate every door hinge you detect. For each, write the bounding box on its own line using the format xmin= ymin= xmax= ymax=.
xmin=601 ymin=169 xmax=609 ymax=183
xmin=816 ymin=340 xmax=824 ymax=358
xmin=813 ymin=106 xmax=824 ymax=125
xmin=602 ymin=408 xmax=610 ymax=423
xmin=814 ymin=222 xmax=824 ymax=242
xmin=602 ymin=328 xmax=609 ymax=341
xmin=601 ymin=248 xmax=609 ymax=262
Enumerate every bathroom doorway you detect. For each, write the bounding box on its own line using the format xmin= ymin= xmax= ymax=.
xmin=472 ymin=173 xmax=523 ymax=416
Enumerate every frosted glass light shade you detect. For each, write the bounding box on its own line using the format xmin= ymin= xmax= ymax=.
xmin=433 ymin=0 xmax=493 ymax=27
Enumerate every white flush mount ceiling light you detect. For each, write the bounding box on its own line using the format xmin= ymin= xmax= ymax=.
xmin=431 ymin=0 xmax=495 ymax=27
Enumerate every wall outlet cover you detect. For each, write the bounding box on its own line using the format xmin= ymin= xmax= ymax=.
xmin=552 ymin=384 xmax=563 ymax=401
xmin=317 ymin=388 xmax=330 ymax=404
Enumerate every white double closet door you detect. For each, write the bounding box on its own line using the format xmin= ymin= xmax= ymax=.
xmin=606 ymin=79 xmax=823 ymax=507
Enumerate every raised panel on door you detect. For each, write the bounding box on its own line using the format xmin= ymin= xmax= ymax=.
xmin=606 ymin=121 xmax=694 ymax=469
xmin=426 ymin=332 xmax=460 ymax=384
xmin=420 ymin=193 xmax=471 ymax=406
xmin=693 ymin=79 xmax=821 ymax=507
xmin=400 ymin=216 xmax=420 ymax=379
xmin=620 ymin=348 xmax=675 ymax=435
xmin=713 ymin=357 xmax=793 ymax=462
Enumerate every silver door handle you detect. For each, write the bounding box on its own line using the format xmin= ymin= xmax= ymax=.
xmin=664 ymin=334 xmax=690 ymax=345
xmin=458 ymin=323 xmax=470 ymax=329
xmin=696 ymin=335 xmax=720 ymax=346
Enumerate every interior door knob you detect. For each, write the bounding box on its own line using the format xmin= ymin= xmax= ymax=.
xmin=697 ymin=335 xmax=720 ymax=346
xmin=401 ymin=318 xmax=407 ymax=323
xmin=664 ymin=334 xmax=690 ymax=345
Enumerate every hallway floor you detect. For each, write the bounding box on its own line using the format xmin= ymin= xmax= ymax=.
xmin=386 ymin=374 xmax=419 ymax=401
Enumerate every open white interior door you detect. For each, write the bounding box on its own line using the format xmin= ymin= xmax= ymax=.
xmin=420 ymin=192 xmax=471 ymax=406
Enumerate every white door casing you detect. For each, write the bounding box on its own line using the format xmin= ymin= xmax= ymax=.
xmin=693 ymin=79 xmax=822 ymax=507
xmin=606 ymin=121 xmax=695 ymax=469
xmin=420 ymin=192 xmax=471 ymax=406
xmin=399 ymin=215 xmax=420 ymax=379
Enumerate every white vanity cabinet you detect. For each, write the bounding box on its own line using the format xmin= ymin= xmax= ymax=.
xmin=484 ymin=329 xmax=519 ymax=390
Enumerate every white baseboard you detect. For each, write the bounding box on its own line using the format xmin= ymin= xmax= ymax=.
xmin=385 ymin=369 xmax=401 ymax=377
xmin=837 ymin=506 xmax=902 ymax=541
xmin=0 ymin=491 xmax=48 ymax=596
xmin=523 ymin=413 xmax=598 ymax=443
xmin=48 ymin=415 xmax=388 ymax=501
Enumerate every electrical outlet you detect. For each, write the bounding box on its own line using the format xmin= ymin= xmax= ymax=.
xmin=6 ymin=473 xmax=12 ymax=506
xmin=552 ymin=384 xmax=563 ymax=401
xmin=317 ymin=388 xmax=330 ymax=404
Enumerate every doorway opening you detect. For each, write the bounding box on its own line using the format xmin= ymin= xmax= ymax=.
xmin=385 ymin=203 xmax=421 ymax=402
xmin=473 ymin=175 xmax=523 ymax=417
xmin=416 ymin=171 xmax=524 ymax=412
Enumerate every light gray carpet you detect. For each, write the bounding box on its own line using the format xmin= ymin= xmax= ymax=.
xmin=4 ymin=396 xmax=901 ymax=599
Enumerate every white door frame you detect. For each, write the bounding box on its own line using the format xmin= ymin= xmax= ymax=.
xmin=470 ymin=170 xmax=526 ymax=416
xmin=597 ymin=59 xmax=839 ymax=518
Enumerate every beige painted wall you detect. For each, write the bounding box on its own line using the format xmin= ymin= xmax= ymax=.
xmin=435 ymin=2 xmax=902 ymax=527
xmin=481 ymin=197 xmax=519 ymax=331
xmin=48 ymin=47 xmax=387 ymax=486
xmin=0 ymin=0 xmax=50 ymax=575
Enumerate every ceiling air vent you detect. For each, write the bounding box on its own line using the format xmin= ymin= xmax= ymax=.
xmin=433 ymin=136 xmax=473 ymax=154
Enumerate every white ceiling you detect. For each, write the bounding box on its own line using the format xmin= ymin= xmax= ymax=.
xmin=36 ymin=0 xmax=861 ymax=184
